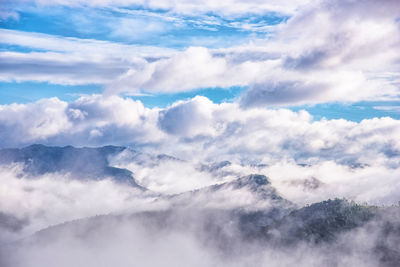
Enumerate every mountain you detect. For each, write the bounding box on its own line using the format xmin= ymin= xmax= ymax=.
xmin=2 ymin=145 xmax=400 ymax=266
xmin=15 ymin=174 xmax=392 ymax=254
xmin=7 ymin=198 xmax=400 ymax=267
xmin=0 ymin=144 xmax=143 ymax=188
xmin=167 ymin=174 xmax=292 ymax=211
xmin=273 ymin=198 xmax=378 ymax=244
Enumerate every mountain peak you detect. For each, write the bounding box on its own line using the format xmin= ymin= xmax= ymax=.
xmin=234 ymin=174 xmax=270 ymax=189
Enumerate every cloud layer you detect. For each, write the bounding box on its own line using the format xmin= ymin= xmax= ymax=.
xmin=2 ymin=0 xmax=399 ymax=105
xmin=0 ymin=95 xmax=399 ymax=164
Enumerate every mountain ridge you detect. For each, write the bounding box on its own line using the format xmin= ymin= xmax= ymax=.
xmin=0 ymin=144 xmax=144 ymax=188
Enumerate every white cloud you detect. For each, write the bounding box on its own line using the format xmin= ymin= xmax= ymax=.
xmin=243 ymin=0 xmax=400 ymax=105
xmin=158 ymin=96 xmax=218 ymax=137
xmin=263 ymin=160 xmax=400 ymax=206
xmin=108 ymin=46 xmax=268 ymax=94
xmin=106 ymin=0 xmax=400 ymax=104
xmin=0 ymin=10 xmax=19 ymax=21
xmin=0 ymin=164 xmax=161 ymax=242
xmin=0 ymin=51 xmax=131 ymax=85
xmin=152 ymin=96 xmax=400 ymax=166
xmin=2 ymin=0 xmax=399 ymax=105
xmin=109 ymin=17 xmax=169 ymax=41
xmin=0 ymin=95 xmax=164 ymax=147
xmin=0 ymin=29 xmax=173 ymax=85
xmin=0 ymin=29 xmax=174 ymax=58
xmin=15 ymin=0 xmax=313 ymax=16
xmin=0 ymin=98 xmax=71 ymax=145
xmin=0 ymin=95 xmax=399 ymax=166
xmin=1 ymin=163 xmax=397 ymax=267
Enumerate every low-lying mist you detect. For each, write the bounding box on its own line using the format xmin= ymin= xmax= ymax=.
xmin=3 ymin=200 xmax=400 ymax=267
xmin=1 ymin=145 xmax=400 ymax=267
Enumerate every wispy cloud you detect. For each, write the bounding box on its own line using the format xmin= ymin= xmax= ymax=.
xmin=9 ymin=0 xmax=312 ymax=16
xmin=0 ymin=29 xmax=175 ymax=57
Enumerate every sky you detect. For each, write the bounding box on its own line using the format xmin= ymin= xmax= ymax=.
xmin=0 ymin=0 xmax=399 ymax=123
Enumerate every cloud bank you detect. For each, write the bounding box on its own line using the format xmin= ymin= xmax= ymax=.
xmin=2 ymin=170 xmax=400 ymax=267
xmin=0 ymin=95 xmax=399 ymax=164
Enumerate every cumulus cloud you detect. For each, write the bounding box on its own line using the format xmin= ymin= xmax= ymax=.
xmin=108 ymin=46 xmax=268 ymax=94
xmin=0 ymin=95 xmax=399 ymax=166
xmin=151 ymin=96 xmax=400 ymax=167
xmin=276 ymin=0 xmax=400 ymax=68
xmin=0 ymin=98 xmax=71 ymax=145
xmin=0 ymin=95 xmax=164 ymax=147
xmin=106 ymin=0 xmax=400 ymax=105
xmin=158 ymin=96 xmax=217 ymax=137
xmin=238 ymin=0 xmax=400 ymax=106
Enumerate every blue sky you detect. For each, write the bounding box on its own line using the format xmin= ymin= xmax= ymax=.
xmin=0 ymin=0 xmax=399 ymax=122
xmin=1 ymin=4 xmax=282 ymax=48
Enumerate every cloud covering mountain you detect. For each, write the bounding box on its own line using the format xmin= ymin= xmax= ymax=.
xmin=1 ymin=153 xmax=400 ymax=267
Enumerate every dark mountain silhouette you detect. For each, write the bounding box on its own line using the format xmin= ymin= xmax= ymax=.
xmin=0 ymin=144 xmax=143 ymax=188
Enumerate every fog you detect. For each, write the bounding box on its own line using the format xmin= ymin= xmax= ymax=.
xmin=2 ymin=203 xmax=399 ymax=267
xmin=1 ymin=147 xmax=400 ymax=267
xmin=0 ymin=164 xmax=164 ymax=243
xmin=111 ymin=150 xmax=400 ymax=206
